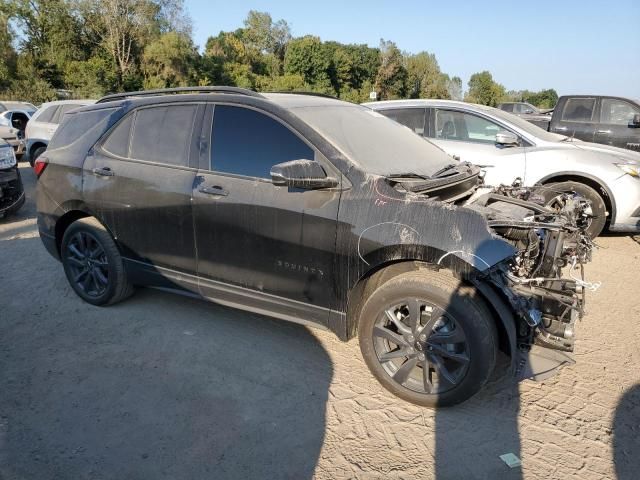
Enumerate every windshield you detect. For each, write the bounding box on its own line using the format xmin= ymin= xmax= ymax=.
xmin=488 ymin=107 xmax=566 ymax=142
xmin=290 ymin=104 xmax=454 ymax=176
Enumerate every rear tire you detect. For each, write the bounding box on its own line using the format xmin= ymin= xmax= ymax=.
xmin=61 ymin=217 xmax=134 ymax=306
xmin=357 ymin=269 xmax=497 ymax=408
xmin=30 ymin=146 xmax=46 ymax=168
xmin=541 ymin=181 xmax=607 ymax=238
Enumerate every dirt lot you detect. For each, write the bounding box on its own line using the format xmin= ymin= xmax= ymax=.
xmin=1 ymin=164 xmax=639 ymax=479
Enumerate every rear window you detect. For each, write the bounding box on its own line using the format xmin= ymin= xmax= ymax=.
xmin=561 ymin=98 xmax=596 ymax=122
xmin=48 ymin=108 xmax=118 ymax=150
xmin=36 ymin=105 xmax=59 ymax=123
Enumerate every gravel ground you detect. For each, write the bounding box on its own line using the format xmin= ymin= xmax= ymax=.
xmin=1 ymin=164 xmax=639 ymax=479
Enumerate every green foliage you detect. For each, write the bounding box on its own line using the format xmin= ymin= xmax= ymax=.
xmin=142 ymin=31 xmax=198 ymax=88
xmin=375 ymin=39 xmax=407 ymax=100
xmin=0 ymin=6 xmax=557 ymax=107
xmin=465 ymin=71 xmax=507 ymax=106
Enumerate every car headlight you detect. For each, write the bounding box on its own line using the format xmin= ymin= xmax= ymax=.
xmin=616 ymin=163 xmax=640 ymax=178
xmin=0 ymin=146 xmax=16 ymax=169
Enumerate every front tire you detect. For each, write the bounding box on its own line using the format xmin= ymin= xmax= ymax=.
xmin=61 ymin=217 xmax=134 ymax=306
xmin=542 ymin=181 xmax=607 ymax=238
xmin=358 ymin=269 xmax=497 ymax=408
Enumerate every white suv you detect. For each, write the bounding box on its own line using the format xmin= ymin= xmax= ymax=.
xmin=25 ymin=99 xmax=95 ymax=165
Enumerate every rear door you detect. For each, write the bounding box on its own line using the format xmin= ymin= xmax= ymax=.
xmin=83 ymin=103 xmax=203 ymax=286
xmin=426 ymin=108 xmax=527 ymax=186
xmin=550 ymin=97 xmax=597 ymax=141
xmin=595 ymin=97 xmax=640 ymax=150
xmin=192 ymin=103 xmax=341 ymax=314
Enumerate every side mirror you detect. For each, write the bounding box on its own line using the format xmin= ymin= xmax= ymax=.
xmin=271 ymin=159 xmax=338 ymax=190
xmin=629 ymin=113 xmax=640 ymax=128
xmin=495 ymin=130 xmax=520 ymax=147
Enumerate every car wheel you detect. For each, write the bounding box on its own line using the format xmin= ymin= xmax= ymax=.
xmin=61 ymin=217 xmax=134 ymax=306
xmin=358 ymin=269 xmax=497 ymax=408
xmin=31 ymin=146 xmax=46 ymax=167
xmin=541 ymin=181 xmax=607 ymax=238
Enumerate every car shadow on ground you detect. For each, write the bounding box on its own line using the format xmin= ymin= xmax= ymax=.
xmin=1 ymin=187 xmax=333 ymax=480
xmin=613 ymin=384 xmax=640 ymax=480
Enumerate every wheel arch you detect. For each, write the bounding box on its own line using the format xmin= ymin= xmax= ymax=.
xmin=55 ymin=209 xmax=117 ymax=257
xmin=29 ymin=140 xmax=48 ymax=156
xmin=343 ymin=259 xmax=517 ymax=367
xmin=536 ymin=171 xmax=616 ymax=224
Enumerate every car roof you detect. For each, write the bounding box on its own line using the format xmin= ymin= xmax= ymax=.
xmin=363 ymin=99 xmax=497 ymax=113
xmin=38 ymin=99 xmax=96 ymax=109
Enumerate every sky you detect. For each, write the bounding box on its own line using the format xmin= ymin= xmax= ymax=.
xmin=184 ymin=0 xmax=640 ymax=98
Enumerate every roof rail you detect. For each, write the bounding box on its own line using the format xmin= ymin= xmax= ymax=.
xmin=96 ymin=86 xmax=265 ymax=104
xmin=269 ymin=90 xmax=338 ymax=100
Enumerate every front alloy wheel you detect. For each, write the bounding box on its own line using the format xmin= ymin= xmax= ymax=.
xmin=358 ymin=269 xmax=497 ymax=407
xmin=373 ymin=299 xmax=470 ymax=395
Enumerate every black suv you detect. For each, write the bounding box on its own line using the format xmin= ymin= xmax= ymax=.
xmin=36 ymin=87 xmax=594 ymax=407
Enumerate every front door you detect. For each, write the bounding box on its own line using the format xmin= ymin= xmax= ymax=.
xmin=192 ymin=104 xmax=341 ymax=316
xmin=595 ymin=97 xmax=640 ymax=151
xmin=83 ymin=103 xmax=203 ymax=284
xmin=551 ymin=97 xmax=597 ymax=142
xmin=427 ymin=108 xmax=527 ymax=187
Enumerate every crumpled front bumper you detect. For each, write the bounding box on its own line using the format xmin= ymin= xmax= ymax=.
xmin=0 ymin=167 xmax=26 ymax=216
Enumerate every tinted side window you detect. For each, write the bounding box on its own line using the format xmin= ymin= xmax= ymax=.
xmin=102 ymin=114 xmax=134 ymax=158
xmin=37 ymin=106 xmax=59 ymax=123
xmin=500 ymin=104 xmax=513 ymax=112
xmin=379 ymin=108 xmax=427 ymax=136
xmin=130 ymin=105 xmax=197 ymax=166
xmin=562 ymin=98 xmax=596 ymax=122
xmin=600 ymin=98 xmax=640 ymax=125
xmin=211 ymin=105 xmax=314 ymax=178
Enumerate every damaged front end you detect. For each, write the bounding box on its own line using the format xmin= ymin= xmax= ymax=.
xmin=467 ymin=183 xmax=597 ymax=378
xmin=0 ymin=144 xmax=25 ymax=218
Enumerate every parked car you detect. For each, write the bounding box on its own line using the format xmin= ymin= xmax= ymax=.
xmin=0 ymin=101 xmax=36 ymax=113
xmin=0 ymin=108 xmax=35 ymax=157
xmin=0 ymin=138 xmax=25 ymax=218
xmin=497 ymin=102 xmax=553 ymax=130
xmin=365 ymin=99 xmax=640 ymax=237
xmin=544 ymin=95 xmax=640 ymax=151
xmin=25 ymin=99 xmax=96 ymax=166
xmin=36 ymin=87 xmax=594 ymax=407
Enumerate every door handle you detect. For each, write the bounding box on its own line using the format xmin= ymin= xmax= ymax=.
xmin=199 ymin=185 xmax=228 ymax=196
xmin=596 ymin=129 xmax=611 ymax=134
xmin=555 ymin=126 xmax=568 ymax=131
xmin=92 ymin=167 xmax=114 ymax=177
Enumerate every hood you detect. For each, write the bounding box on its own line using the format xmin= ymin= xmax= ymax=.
xmin=563 ymin=140 xmax=640 ymax=164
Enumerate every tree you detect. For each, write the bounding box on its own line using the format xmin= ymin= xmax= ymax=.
xmin=0 ymin=9 xmax=18 ymax=89
xmin=446 ymin=75 xmax=463 ymax=101
xmin=284 ymin=36 xmax=334 ymax=93
xmin=142 ymin=31 xmax=198 ymax=88
xmin=465 ymin=71 xmax=506 ymax=106
xmin=375 ymin=39 xmax=406 ymax=100
xmin=405 ymin=51 xmax=449 ymax=99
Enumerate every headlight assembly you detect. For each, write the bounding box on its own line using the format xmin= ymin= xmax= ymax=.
xmin=0 ymin=146 xmax=16 ymax=169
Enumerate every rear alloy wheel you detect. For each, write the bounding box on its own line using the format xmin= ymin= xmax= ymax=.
xmin=542 ymin=181 xmax=607 ymax=238
xmin=61 ymin=217 xmax=134 ymax=306
xmin=358 ymin=269 xmax=497 ymax=407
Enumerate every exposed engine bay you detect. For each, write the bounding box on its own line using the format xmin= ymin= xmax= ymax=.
xmin=387 ymin=163 xmax=597 ymax=372
xmin=465 ymin=182 xmax=596 ymax=362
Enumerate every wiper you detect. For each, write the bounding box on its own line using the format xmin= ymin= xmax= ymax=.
xmin=430 ymin=163 xmax=461 ymax=178
xmin=387 ymin=173 xmax=429 ymax=180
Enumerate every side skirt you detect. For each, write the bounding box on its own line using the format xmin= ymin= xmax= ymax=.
xmin=123 ymin=258 xmax=333 ymax=333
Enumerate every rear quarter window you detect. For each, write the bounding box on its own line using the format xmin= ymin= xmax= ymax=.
xmin=48 ymin=108 xmax=119 ymax=150
xmin=35 ymin=105 xmax=59 ymax=123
